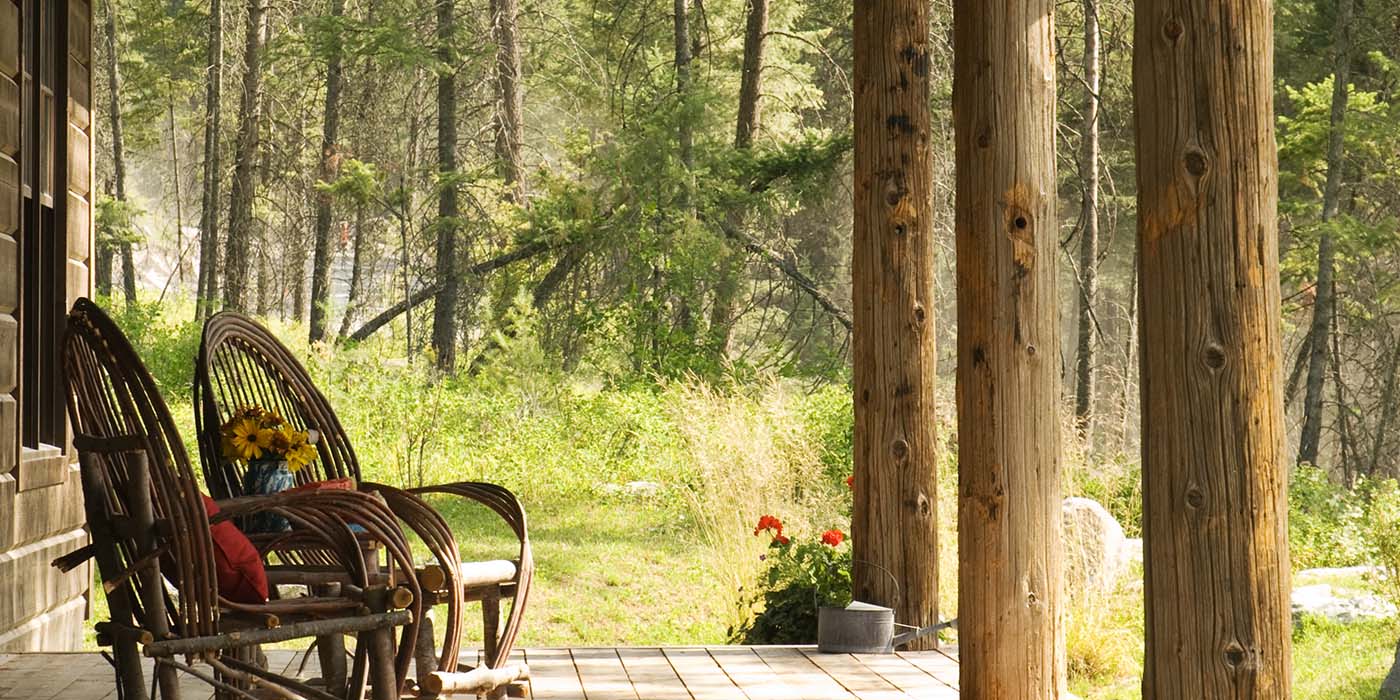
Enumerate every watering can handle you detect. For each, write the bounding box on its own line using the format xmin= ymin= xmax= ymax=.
xmin=850 ymin=559 xmax=902 ymax=610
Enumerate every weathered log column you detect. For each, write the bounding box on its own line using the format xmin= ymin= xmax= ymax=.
xmin=851 ymin=0 xmax=939 ymax=649
xmin=1133 ymin=1 xmax=1292 ymax=697
xmin=952 ymin=0 xmax=1064 ymax=696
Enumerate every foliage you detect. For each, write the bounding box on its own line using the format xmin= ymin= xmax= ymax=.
xmin=1289 ymin=464 xmax=1367 ymax=570
xmin=95 ymin=195 xmax=145 ymax=248
xmin=1361 ymin=479 xmax=1400 ymax=606
xmin=730 ymin=514 xmax=853 ymax=645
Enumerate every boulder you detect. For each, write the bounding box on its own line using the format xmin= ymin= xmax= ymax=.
xmin=1291 ymin=584 xmax=1397 ymax=624
xmin=1382 ymin=641 xmax=1400 ymax=700
xmin=1061 ymin=497 xmax=1128 ymax=601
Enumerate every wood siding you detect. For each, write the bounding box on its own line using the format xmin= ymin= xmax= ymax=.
xmin=0 ymin=0 xmax=93 ymax=652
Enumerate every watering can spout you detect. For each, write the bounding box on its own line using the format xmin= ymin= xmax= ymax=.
xmin=892 ymin=618 xmax=957 ymax=648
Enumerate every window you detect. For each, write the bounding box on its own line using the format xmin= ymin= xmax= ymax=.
xmin=16 ymin=0 xmax=65 ymax=450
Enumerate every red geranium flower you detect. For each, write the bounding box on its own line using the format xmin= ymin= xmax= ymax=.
xmin=821 ymin=529 xmax=845 ymax=547
xmin=846 ymin=475 xmax=854 ymax=490
xmin=773 ymin=534 xmax=790 ymax=546
xmin=754 ymin=514 xmax=784 ymax=537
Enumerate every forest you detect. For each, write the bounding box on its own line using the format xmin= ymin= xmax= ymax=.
xmin=88 ymin=0 xmax=1400 ymax=696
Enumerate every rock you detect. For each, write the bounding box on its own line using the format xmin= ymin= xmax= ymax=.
xmin=600 ymin=481 xmax=663 ymax=497
xmin=624 ymin=480 xmax=662 ymax=496
xmin=1295 ymin=565 xmax=1384 ymax=582
xmin=1383 ymin=641 xmax=1400 ymax=700
xmin=1122 ymin=537 xmax=1144 ymax=567
xmin=1061 ymin=497 xmax=1128 ymax=601
xmin=1291 ymin=583 xmax=1397 ymax=624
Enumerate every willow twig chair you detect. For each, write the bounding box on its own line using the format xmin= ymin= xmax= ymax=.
xmin=193 ymin=311 xmax=534 ymax=696
xmin=58 ymin=298 xmax=423 ymax=700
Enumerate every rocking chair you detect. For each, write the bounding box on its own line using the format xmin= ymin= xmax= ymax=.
xmin=193 ymin=311 xmax=533 ymax=698
xmin=58 ymin=298 xmax=423 ymax=700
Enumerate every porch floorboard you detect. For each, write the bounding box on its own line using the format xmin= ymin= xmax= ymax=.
xmin=0 ymin=646 xmax=960 ymax=699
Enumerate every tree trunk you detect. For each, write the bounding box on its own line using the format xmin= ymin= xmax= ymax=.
xmin=103 ymin=0 xmax=137 ymax=309
xmin=309 ymin=0 xmax=348 ymax=342
xmin=673 ymin=0 xmax=693 ymax=203
xmin=1298 ymin=0 xmax=1353 ymax=467
xmin=168 ymin=97 xmax=187 ymax=288
xmin=120 ymin=244 xmax=136 ymax=304
xmin=1072 ymin=0 xmax=1101 ymax=438
xmin=222 ymin=0 xmax=269 ymax=312
xmin=98 ymin=0 xmax=123 ymax=300
xmin=1134 ymin=0 xmax=1292 ymax=696
xmin=196 ymin=0 xmax=224 ymax=318
xmin=953 ymin=0 xmax=1063 ymax=690
xmin=1368 ymin=337 xmax=1400 ymax=478
xmin=1329 ymin=295 xmax=1354 ymax=487
xmin=489 ymin=0 xmax=525 ymax=201
xmin=852 ymin=0 xmax=938 ymax=653
xmin=338 ymin=203 xmax=367 ymax=340
xmin=707 ymin=0 xmax=768 ymax=359
xmin=431 ymin=0 xmax=461 ymax=373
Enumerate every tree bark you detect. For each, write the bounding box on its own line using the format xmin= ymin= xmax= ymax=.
xmin=1368 ymin=338 xmax=1400 ymax=478
xmin=707 ymin=0 xmax=768 ymax=359
xmin=100 ymin=0 xmax=128 ymax=301
xmin=1298 ymin=0 xmax=1353 ymax=467
xmin=1072 ymin=0 xmax=1101 ymax=438
xmin=673 ymin=0 xmax=693 ymax=203
xmin=309 ymin=0 xmax=348 ymax=342
xmin=222 ymin=0 xmax=269 ymax=312
xmin=953 ymin=0 xmax=1063 ymax=690
xmin=338 ymin=203 xmax=368 ymax=340
xmin=196 ymin=0 xmax=224 ymax=318
xmin=1329 ymin=294 xmax=1354 ymax=487
xmin=1134 ymin=0 xmax=1292 ymax=696
xmin=431 ymin=0 xmax=460 ymax=372
xmin=852 ymin=0 xmax=938 ymax=653
xmin=489 ymin=0 xmax=525 ymax=200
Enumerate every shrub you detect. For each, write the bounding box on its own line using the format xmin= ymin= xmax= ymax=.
xmin=1289 ymin=463 xmax=1366 ymax=570
xmin=1362 ymin=478 xmax=1400 ymax=605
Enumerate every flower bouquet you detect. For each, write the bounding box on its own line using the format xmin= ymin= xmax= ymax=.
xmin=220 ymin=405 xmax=320 ymax=533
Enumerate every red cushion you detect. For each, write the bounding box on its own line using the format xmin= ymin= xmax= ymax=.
xmin=201 ymin=495 xmax=270 ymax=604
xmin=286 ymin=477 xmax=356 ymax=493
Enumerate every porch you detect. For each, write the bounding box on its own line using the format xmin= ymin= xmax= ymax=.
xmin=0 ymin=647 xmax=960 ymax=699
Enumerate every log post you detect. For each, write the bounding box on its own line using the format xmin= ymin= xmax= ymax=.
xmin=850 ymin=0 xmax=940 ymax=650
xmin=952 ymin=0 xmax=1065 ymax=695
xmin=1133 ymin=0 xmax=1292 ymax=696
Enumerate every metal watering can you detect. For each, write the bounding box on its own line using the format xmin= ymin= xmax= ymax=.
xmin=816 ymin=561 xmax=956 ymax=654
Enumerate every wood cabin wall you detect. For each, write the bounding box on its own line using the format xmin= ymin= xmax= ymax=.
xmin=0 ymin=0 xmax=94 ymax=652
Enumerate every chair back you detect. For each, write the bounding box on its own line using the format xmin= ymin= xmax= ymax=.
xmin=194 ymin=312 xmax=361 ymax=498
xmin=62 ymin=298 xmax=219 ymax=639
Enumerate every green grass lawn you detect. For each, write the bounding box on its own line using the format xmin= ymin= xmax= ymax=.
xmin=430 ymin=493 xmax=737 ymax=647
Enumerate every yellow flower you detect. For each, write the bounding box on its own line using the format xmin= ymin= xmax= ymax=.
xmin=228 ymin=418 xmax=272 ymax=461
xmin=267 ymin=428 xmax=292 ymax=455
xmin=286 ymin=442 xmax=319 ymax=472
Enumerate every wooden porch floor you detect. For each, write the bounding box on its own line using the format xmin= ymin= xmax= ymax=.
xmin=0 ymin=646 xmax=960 ymax=699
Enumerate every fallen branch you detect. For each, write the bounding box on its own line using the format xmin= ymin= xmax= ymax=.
xmin=711 ymin=217 xmax=853 ymax=332
xmin=348 ymin=242 xmax=552 ymax=342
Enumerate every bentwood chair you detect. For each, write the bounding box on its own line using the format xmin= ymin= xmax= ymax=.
xmin=193 ymin=311 xmax=533 ymax=697
xmin=57 ymin=298 xmax=423 ymax=700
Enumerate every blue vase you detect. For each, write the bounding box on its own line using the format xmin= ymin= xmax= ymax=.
xmin=240 ymin=459 xmax=295 ymax=533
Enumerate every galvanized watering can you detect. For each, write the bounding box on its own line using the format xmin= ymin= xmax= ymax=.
xmin=816 ymin=561 xmax=955 ymax=654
